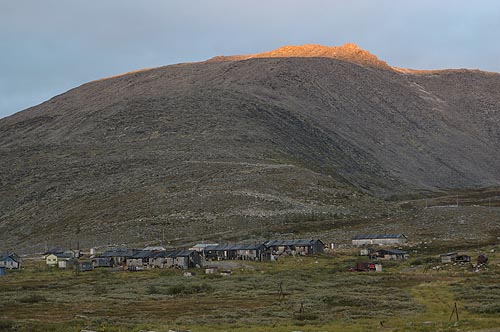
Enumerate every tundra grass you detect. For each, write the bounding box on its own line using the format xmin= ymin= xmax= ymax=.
xmin=1 ymin=251 xmax=500 ymax=331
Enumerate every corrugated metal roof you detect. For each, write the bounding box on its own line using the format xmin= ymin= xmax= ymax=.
xmin=151 ymin=250 xmax=197 ymax=258
xmin=377 ymin=249 xmax=408 ymax=255
xmin=131 ymin=250 xmax=157 ymax=259
xmin=352 ymin=234 xmax=406 ymax=240
xmin=99 ymin=249 xmax=138 ymax=258
xmin=0 ymin=253 xmax=19 ymax=261
xmin=264 ymin=239 xmax=323 ymax=247
xmin=204 ymin=243 xmax=265 ymax=251
xmin=167 ymin=250 xmax=196 ymax=257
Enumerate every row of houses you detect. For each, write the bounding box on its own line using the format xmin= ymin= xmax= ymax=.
xmin=95 ymin=249 xmax=202 ymax=270
xmin=39 ymin=239 xmax=325 ymax=271
xmin=197 ymin=239 xmax=325 ymax=261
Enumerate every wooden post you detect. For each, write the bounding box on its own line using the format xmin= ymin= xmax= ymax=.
xmin=278 ymin=281 xmax=285 ymax=304
xmin=449 ymin=302 xmax=459 ymax=321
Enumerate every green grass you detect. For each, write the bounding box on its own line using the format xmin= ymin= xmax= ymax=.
xmin=1 ymin=251 xmax=500 ymax=331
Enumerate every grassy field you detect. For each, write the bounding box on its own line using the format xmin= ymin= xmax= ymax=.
xmin=1 ymin=244 xmax=500 ymax=332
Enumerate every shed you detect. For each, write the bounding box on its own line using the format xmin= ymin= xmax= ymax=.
xmin=166 ymin=250 xmax=201 ymax=269
xmin=149 ymin=251 xmax=170 ymax=268
xmin=77 ymin=261 xmax=94 ymax=272
xmin=440 ymin=252 xmax=458 ymax=263
xmin=92 ymin=257 xmax=112 ymax=268
xmin=127 ymin=250 xmax=157 ymax=270
xmin=373 ymin=249 xmax=409 ymax=260
xmin=0 ymin=266 xmax=6 ymax=276
xmin=360 ymin=248 xmax=375 ymax=256
xmin=0 ymin=253 xmax=22 ymax=269
xmin=352 ymin=234 xmax=407 ymax=246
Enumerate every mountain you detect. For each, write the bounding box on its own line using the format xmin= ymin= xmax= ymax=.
xmin=1 ymin=43 xmax=500 ymax=252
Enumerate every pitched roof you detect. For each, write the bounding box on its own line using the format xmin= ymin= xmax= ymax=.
xmin=99 ymin=248 xmax=138 ymax=258
xmin=204 ymin=243 xmax=266 ymax=251
xmin=0 ymin=253 xmax=20 ymax=262
xmin=151 ymin=250 xmax=197 ymax=258
xmin=352 ymin=234 xmax=406 ymax=240
xmin=143 ymin=246 xmax=166 ymax=251
xmin=190 ymin=243 xmax=219 ymax=249
xmin=377 ymin=249 xmax=408 ymax=255
xmin=43 ymin=247 xmax=66 ymax=255
xmin=47 ymin=252 xmax=73 ymax=259
xmin=167 ymin=250 xmax=197 ymax=258
xmin=264 ymin=239 xmax=324 ymax=247
xmin=131 ymin=250 xmax=157 ymax=259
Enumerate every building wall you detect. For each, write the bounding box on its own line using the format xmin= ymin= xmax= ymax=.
xmin=0 ymin=258 xmax=20 ymax=269
xmin=46 ymin=254 xmax=58 ymax=266
xmin=441 ymin=255 xmax=456 ymax=263
xmin=352 ymin=238 xmax=406 ymax=246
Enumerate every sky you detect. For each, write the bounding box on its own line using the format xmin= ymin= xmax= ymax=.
xmin=1 ymin=0 xmax=500 ymax=119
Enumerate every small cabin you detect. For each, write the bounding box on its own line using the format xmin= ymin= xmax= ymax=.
xmin=373 ymin=249 xmax=409 ymax=260
xmin=440 ymin=252 xmax=458 ymax=263
xmin=0 ymin=253 xmax=21 ymax=269
xmin=45 ymin=253 xmax=74 ymax=268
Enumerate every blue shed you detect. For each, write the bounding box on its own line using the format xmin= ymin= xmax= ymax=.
xmin=0 ymin=266 xmax=6 ymax=276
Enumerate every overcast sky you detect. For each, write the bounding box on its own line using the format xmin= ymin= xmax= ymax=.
xmin=1 ymin=1 xmax=500 ymax=119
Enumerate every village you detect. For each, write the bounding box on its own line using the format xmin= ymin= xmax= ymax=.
xmin=1 ymin=233 xmax=487 ymax=276
xmin=2 ymin=231 xmax=498 ymax=332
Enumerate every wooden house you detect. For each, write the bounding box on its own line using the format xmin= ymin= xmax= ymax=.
xmin=97 ymin=248 xmax=138 ymax=267
xmin=127 ymin=250 xmax=157 ymax=270
xmin=203 ymin=243 xmax=270 ymax=261
xmin=0 ymin=253 xmax=21 ymax=269
xmin=149 ymin=251 xmax=169 ymax=268
xmin=148 ymin=250 xmax=201 ymax=269
xmin=45 ymin=252 xmax=74 ymax=268
xmin=166 ymin=250 xmax=202 ymax=269
xmin=352 ymin=234 xmax=407 ymax=246
xmin=373 ymin=249 xmax=409 ymax=260
xmin=77 ymin=261 xmax=94 ymax=272
xmin=264 ymin=239 xmax=325 ymax=256
xmin=440 ymin=252 xmax=471 ymax=263
xmin=92 ymin=257 xmax=112 ymax=268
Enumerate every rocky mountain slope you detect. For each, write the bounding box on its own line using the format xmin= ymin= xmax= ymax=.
xmin=1 ymin=43 xmax=500 ymax=251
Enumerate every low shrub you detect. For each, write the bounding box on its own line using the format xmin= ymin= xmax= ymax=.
xmin=18 ymin=294 xmax=47 ymax=303
xmin=293 ymin=312 xmax=319 ymax=321
xmin=166 ymin=283 xmax=213 ymax=295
